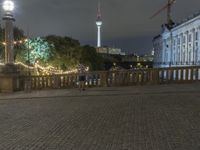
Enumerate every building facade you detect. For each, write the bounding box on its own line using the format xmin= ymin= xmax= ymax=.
xmin=96 ymin=47 xmax=126 ymax=55
xmin=153 ymin=12 xmax=200 ymax=68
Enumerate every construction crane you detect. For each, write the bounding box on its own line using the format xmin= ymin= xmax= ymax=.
xmin=150 ymin=0 xmax=176 ymax=27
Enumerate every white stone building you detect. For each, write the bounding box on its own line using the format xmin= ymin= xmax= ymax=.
xmin=153 ymin=12 xmax=200 ymax=68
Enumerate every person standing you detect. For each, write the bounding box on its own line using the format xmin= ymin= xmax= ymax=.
xmin=78 ymin=63 xmax=86 ymax=91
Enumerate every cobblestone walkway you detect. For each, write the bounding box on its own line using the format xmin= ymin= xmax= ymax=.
xmin=0 ymin=84 xmax=200 ymax=150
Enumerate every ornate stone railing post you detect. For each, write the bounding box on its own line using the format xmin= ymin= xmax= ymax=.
xmin=100 ymin=71 xmax=108 ymax=87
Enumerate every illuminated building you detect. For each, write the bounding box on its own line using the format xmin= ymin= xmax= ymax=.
xmin=153 ymin=11 xmax=200 ymax=68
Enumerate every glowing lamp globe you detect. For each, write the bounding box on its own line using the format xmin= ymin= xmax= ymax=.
xmin=96 ymin=21 xmax=102 ymax=26
xmin=3 ymin=0 xmax=14 ymax=12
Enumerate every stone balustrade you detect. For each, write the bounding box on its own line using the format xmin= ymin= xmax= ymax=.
xmin=20 ymin=66 xmax=200 ymax=90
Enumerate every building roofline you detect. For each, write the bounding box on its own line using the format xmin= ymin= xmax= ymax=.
xmin=153 ymin=34 xmax=161 ymax=41
xmin=172 ymin=10 xmax=200 ymax=29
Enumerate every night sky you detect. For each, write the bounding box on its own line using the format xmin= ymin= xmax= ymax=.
xmin=3 ymin=0 xmax=200 ymax=54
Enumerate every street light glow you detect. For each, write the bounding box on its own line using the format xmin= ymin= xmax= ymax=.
xmin=3 ymin=0 xmax=14 ymax=12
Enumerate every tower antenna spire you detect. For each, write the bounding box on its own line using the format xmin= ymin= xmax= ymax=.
xmin=96 ymin=0 xmax=102 ymax=48
xmin=97 ymin=1 xmax=102 ymax=21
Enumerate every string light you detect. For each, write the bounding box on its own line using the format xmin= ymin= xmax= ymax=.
xmin=15 ymin=61 xmax=88 ymax=75
xmin=15 ymin=62 xmax=34 ymax=69
xmin=0 ymin=37 xmax=90 ymax=75
xmin=0 ymin=38 xmax=28 ymax=46
xmin=0 ymin=61 xmax=89 ymax=75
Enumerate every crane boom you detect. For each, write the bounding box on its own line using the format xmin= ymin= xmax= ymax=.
xmin=151 ymin=0 xmax=176 ymax=26
xmin=150 ymin=4 xmax=169 ymax=19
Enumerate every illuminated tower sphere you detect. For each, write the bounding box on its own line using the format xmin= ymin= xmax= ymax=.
xmin=3 ymin=0 xmax=15 ymax=64
xmin=96 ymin=2 xmax=102 ymax=48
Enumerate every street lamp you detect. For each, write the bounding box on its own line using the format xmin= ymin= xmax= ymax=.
xmin=0 ymin=0 xmax=20 ymax=93
xmin=3 ymin=0 xmax=15 ymax=64
xmin=3 ymin=0 xmax=14 ymax=12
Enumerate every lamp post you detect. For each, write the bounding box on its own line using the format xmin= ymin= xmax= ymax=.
xmin=0 ymin=0 xmax=21 ymax=93
xmin=3 ymin=0 xmax=15 ymax=64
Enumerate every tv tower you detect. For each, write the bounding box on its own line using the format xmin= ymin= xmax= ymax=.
xmin=96 ymin=1 xmax=102 ymax=48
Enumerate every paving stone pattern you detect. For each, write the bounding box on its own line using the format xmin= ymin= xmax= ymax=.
xmin=0 ymin=84 xmax=200 ymax=150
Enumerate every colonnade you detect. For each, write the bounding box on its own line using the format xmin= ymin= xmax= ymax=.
xmin=164 ymin=26 xmax=200 ymax=66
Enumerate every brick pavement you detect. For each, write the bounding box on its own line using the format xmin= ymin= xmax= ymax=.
xmin=0 ymin=84 xmax=200 ymax=150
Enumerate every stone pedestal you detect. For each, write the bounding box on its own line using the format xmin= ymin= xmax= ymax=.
xmin=0 ymin=64 xmax=20 ymax=93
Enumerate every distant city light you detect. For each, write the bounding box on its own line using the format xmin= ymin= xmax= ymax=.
xmin=3 ymin=0 xmax=14 ymax=12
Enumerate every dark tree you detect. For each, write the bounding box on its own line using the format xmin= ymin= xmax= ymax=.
xmin=80 ymin=45 xmax=104 ymax=70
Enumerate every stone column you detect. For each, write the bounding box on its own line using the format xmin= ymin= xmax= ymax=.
xmin=197 ymin=26 xmax=200 ymax=64
xmin=177 ymin=35 xmax=181 ymax=65
xmin=197 ymin=27 xmax=199 ymax=64
xmin=162 ymin=39 xmax=166 ymax=66
xmin=3 ymin=14 xmax=15 ymax=64
xmin=175 ymin=36 xmax=177 ymax=65
xmin=180 ymin=34 xmax=183 ymax=65
xmin=173 ymin=35 xmax=178 ymax=66
xmin=0 ymin=13 xmax=21 ymax=93
xmin=185 ymin=31 xmax=189 ymax=65
xmin=192 ymin=28 xmax=196 ymax=64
